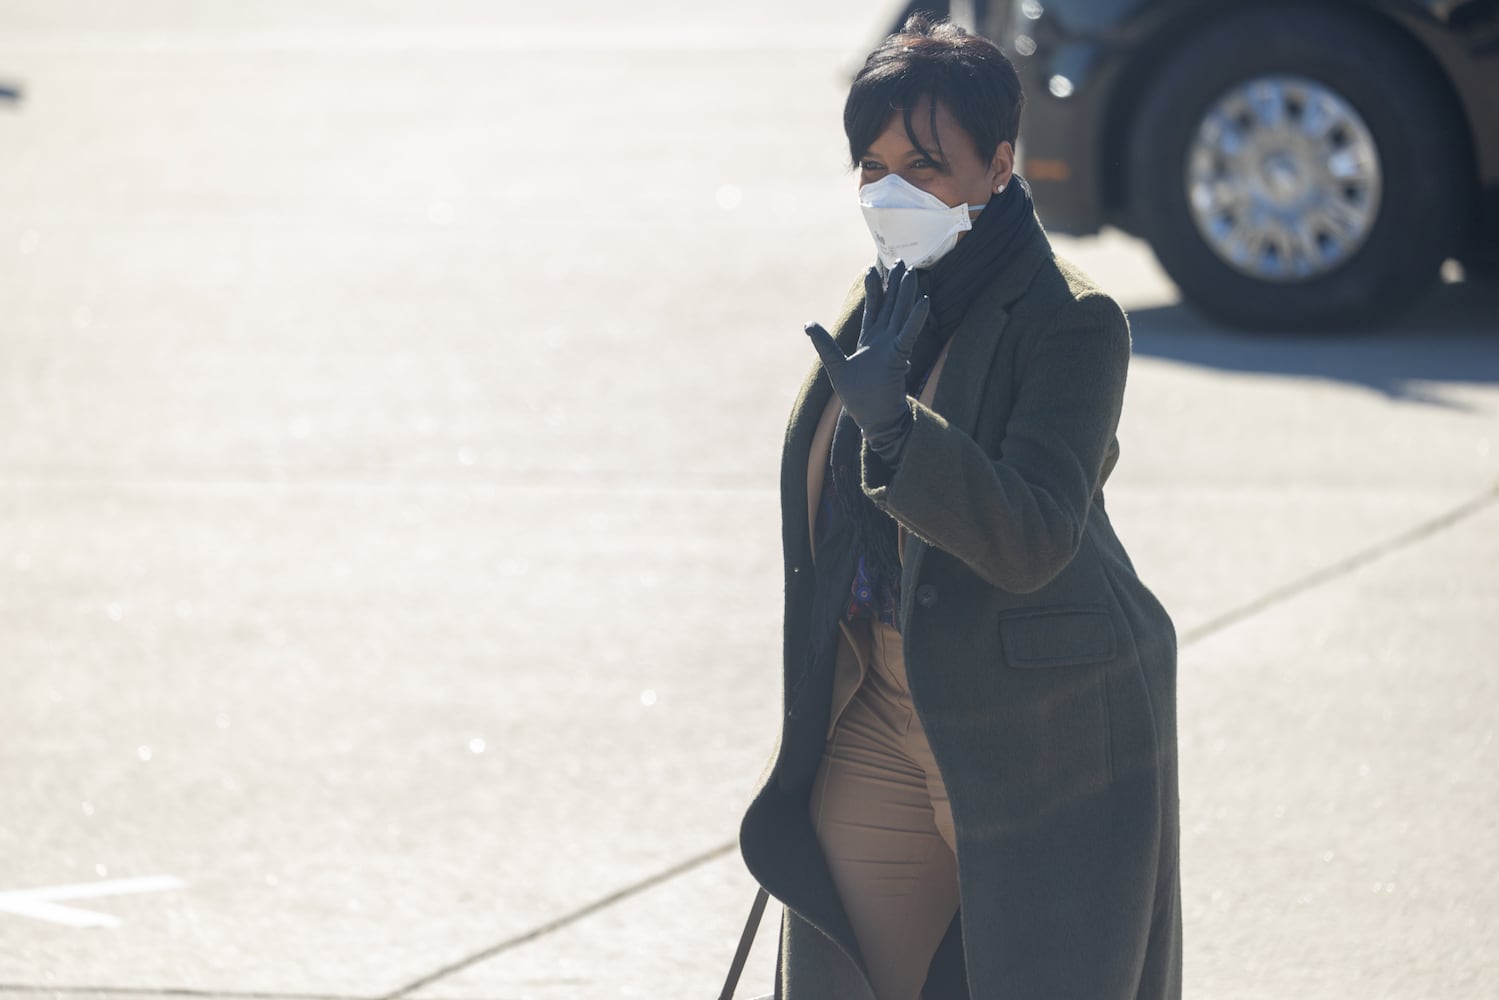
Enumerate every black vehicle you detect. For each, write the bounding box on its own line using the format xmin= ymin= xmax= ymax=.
xmin=963 ymin=0 xmax=1499 ymax=330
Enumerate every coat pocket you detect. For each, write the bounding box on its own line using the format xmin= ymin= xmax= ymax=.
xmin=998 ymin=605 xmax=1117 ymax=669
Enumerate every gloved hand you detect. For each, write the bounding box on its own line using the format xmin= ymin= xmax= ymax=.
xmin=804 ymin=260 xmax=930 ymax=470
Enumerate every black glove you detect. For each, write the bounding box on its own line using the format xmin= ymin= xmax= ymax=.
xmin=804 ymin=261 xmax=930 ymax=469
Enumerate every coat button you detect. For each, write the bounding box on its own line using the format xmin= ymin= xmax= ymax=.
xmin=915 ymin=584 xmax=938 ymax=608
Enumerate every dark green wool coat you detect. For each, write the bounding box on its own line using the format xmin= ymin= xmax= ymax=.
xmin=740 ymin=224 xmax=1181 ymax=1000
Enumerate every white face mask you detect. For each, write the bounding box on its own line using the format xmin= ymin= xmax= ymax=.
xmin=858 ymin=173 xmax=991 ymax=271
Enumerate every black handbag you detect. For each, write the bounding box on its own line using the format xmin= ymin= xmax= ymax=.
xmin=717 ymin=886 xmax=771 ymax=1000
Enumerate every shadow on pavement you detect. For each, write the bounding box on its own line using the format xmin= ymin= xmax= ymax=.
xmin=1126 ymin=277 xmax=1499 ymax=408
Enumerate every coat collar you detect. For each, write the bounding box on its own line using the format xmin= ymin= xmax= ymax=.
xmin=924 ymin=223 xmax=1051 ymax=431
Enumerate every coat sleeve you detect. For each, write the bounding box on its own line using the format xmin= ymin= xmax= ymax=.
xmin=862 ymin=291 xmax=1131 ymax=594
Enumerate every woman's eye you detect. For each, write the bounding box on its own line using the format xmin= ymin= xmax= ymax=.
xmin=861 ymin=161 xmax=884 ymax=172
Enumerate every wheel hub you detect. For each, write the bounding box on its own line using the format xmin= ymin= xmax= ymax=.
xmin=1186 ymin=76 xmax=1382 ymax=282
xmin=1258 ymin=150 xmax=1306 ymax=204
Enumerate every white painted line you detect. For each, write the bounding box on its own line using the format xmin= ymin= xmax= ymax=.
xmin=0 ymin=897 xmax=120 ymax=929
xmin=0 ymin=874 xmax=186 ymax=902
xmin=0 ymin=875 xmax=187 ymax=928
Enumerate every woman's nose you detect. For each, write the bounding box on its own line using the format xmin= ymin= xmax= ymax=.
xmin=894 ymin=171 xmax=935 ymax=194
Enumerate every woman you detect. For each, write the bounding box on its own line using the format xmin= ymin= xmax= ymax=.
xmin=739 ymin=16 xmax=1181 ymax=1000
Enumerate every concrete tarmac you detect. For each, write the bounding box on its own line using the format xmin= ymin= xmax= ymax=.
xmin=1 ymin=3 xmax=1496 ymax=998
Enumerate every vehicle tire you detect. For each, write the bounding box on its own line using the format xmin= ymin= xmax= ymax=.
xmin=1126 ymin=6 xmax=1472 ymax=331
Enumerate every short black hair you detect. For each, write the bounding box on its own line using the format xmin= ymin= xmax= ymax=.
xmin=844 ymin=14 xmax=1024 ymax=169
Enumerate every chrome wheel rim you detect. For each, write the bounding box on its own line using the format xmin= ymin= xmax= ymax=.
xmin=1186 ymin=75 xmax=1382 ymax=282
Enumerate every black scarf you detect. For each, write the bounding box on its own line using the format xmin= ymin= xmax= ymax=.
xmin=791 ymin=177 xmax=1040 ymax=717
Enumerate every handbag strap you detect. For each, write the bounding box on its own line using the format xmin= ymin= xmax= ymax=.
xmin=717 ymin=886 xmax=770 ymax=1000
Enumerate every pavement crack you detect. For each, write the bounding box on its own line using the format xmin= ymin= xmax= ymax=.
xmin=1178 ymin=481 xmax=1499 ymax=647
xmin=379 ymin=839 xmax=738 ymax=999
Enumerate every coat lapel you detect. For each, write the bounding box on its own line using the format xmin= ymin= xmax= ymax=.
xmin=894 ymin=339 xmax=953 ymax=566
xmin=782 ymin=282 xmax=867 ymax=562
xmin=898 ymin=224 xmax=1054 ymax=596
xmin=806 ymin=396 xmax=842 ymax=547
xmin=926 ymin=224 xmax=1052 ymax=434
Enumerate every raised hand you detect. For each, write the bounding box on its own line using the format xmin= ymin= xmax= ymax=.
xmin=803 ymin=261 xmax=930 ymax=469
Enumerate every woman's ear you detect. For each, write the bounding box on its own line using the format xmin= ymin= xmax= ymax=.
xmin=990 ymin=141 xmax=1015 ymax=192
